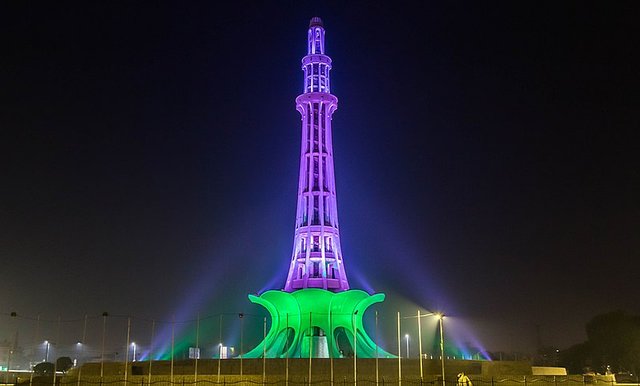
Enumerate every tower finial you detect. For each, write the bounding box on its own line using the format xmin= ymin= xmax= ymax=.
xmin=309 ymin=17 xmax=323 ymax=28
xmin=306 ymin=17 xmax=327 ymax=56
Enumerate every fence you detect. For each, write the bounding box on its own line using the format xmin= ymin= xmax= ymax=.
xmin=2 ymin=311 xmax=615 ymax=386
xmin=10 ymin=373 xmax=625 ymax=386
xmin=0 ymin=311 xmax=482 ymax=368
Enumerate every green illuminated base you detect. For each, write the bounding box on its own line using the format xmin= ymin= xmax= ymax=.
xmin=244 ymin=288 xmax=395 ymax=358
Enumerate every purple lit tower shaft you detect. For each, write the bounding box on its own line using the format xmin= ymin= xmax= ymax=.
xmin=284 ymin=18 xmax=349 ymax=292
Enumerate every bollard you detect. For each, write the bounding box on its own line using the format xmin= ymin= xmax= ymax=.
xmin=491 ymin=377 xmax=495 ymax=386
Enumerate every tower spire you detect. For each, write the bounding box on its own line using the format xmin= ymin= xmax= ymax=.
xmin=307 ymin=17 xmax=325 ymax=55
xmin=284 ymin=17 xmax=349 ymax=292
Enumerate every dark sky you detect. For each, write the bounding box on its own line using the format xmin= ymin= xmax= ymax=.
xmin=2 ymin=2 xmax=639 ymax=356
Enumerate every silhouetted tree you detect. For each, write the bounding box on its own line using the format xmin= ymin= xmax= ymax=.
xmin=56 ymin=357 xmax=73 ymax=373
xmin=535 ymin=346 xmax=560 ymax=366
xmin=33 ymin=362 xmax=54 ymax=376
xmin=559 ymin=310 xmax=640 ymax=374
xmin=586 ymin=310 xmax=640 ymax=373
xmin=560 ymin=342 xmax=592 ymax=374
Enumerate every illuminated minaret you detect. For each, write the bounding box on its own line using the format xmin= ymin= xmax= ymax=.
xmin=284 ymin=17 xmax=349 ymax=292
xmin=246 ymin=18 xmax=394 ymax=359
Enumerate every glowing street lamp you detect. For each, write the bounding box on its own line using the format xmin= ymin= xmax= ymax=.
xmin=75 ymin=341 xmax=83 ymax=365
xmin=437 ymin=313 xmax=445 ymax=386
xmin=131 ymin=342 xmax=137 ymax=362
xmin=414 ymin=310 xmax=445 ymax=381
xmin=405 ymin=334 xmax=410 ymax=358
xmin=44 ymin=340 xmax=51 ymax=362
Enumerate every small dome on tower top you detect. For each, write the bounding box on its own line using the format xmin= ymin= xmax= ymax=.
xmin=309 ymin=17 xmax=323 ymax=28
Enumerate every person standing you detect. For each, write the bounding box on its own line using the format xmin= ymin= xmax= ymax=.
xmin=457 ymin=372 xmax=473 ymax=386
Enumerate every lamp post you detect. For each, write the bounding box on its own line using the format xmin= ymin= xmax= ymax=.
xmin=405 ymin=334 xmax=410 ymax=358
xmin=438 ymin=313 xmax=445 ymax=386
xmin=412 ymin=311 xmax=445 ymax=383
xmin=77 ymin=314 xmax=87 ymax=386
xmin=75 ymin=342 xmax=82 ymax=365
xmin=131 ymin=342 xmax=137 ymax=362
xmin=100 ymin=312 xmax=108 ymax=379
xmin=353 ymin=310 xmax=359 ymax=385
xmin=239 ymin=313 xmax=244 ymax=380
xmin=417 ymin=310 xmax=423 ymax=380
xmin=44 ymin=340 xmax=51 ymax=362
xmin=217 ymin=314 xmax=222 ymax=383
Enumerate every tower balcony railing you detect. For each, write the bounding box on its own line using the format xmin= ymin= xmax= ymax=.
xmin=301 ymin=185 xmax=332 ymax=194
xmin=294 ymin=251 xmax=337 ymax=260
xmin=294 ymin=224 xmax=339 ymax=233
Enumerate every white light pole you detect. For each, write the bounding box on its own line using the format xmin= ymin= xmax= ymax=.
xmin=44 ymin=340 xmax=51 ymax=362
xmin=75 ymin=342 xmax=82 ymax=365
xmin=438 ymin=314 xmax=445 ymax=386
xmin=412 ymin=311 xmax=445 ymax=384
xmin=353 ymin=310 xmax=359 ymax=385
xmin=131 ymin=342 xmax=137 ymax=362
xmin=405 ymin=334 xmax=410 ymax=358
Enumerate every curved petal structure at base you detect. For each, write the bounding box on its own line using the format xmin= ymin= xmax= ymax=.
xmin=244 ymin=289 xmax=395 ymax=358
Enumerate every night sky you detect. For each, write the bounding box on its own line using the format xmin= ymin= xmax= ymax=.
xmin=2 ymin=2 xmax=639 ymax=355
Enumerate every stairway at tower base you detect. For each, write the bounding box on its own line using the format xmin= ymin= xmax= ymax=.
xmin=244 ymin=288 xmax=396 ymax=358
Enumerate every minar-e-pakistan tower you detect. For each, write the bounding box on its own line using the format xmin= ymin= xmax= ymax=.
xmin=245 ymin=17 xmax=393 ymax=359
xmin=283 ymin=16 xmax=348 ymax=293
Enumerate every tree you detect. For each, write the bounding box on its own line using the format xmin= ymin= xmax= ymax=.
xmin=33 ymin=362 xmax=54 ymax=376
xmin=56 ymin=357 xmax=73 ymax=373
xmin=559 ymin=310 xmax=640 ymax=374
xmin=560 ymin=342 xmax=592 ymax=374
xmin=586 ymin=310 xmax=640 ymax=373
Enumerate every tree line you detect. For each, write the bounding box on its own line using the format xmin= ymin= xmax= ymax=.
xmin=560 ymin=310 xmax=640 ymax=375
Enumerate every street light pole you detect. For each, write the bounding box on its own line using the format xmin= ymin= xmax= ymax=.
xmin=124 ymin=317 xmax=131 ymax=386
xmin=100 ymin=312 xmax=108 ymax=379
xmin=44 ymin=341 xmax=50 ymax=362
xmin=408 ymin=311 xmax=442 ymax=382
xmin=353 ymin=310 xmax=359 ymax=386
xmin=217 ymin=314 xmax=222 ymax=383
xmin=418 ymin=309 xmax=423 ymax=380
xmin=397 ymin=312 xmax=402 ymax=386
xmin=438 ymin=314 xmax=445 ymax=386
xmin=239 ymin=313 xmax=244 ymax=380
xmin=131 ymin=342 xmax=137 ymax=362
xmin=405 ymin=334 xmax=409 ymax=358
